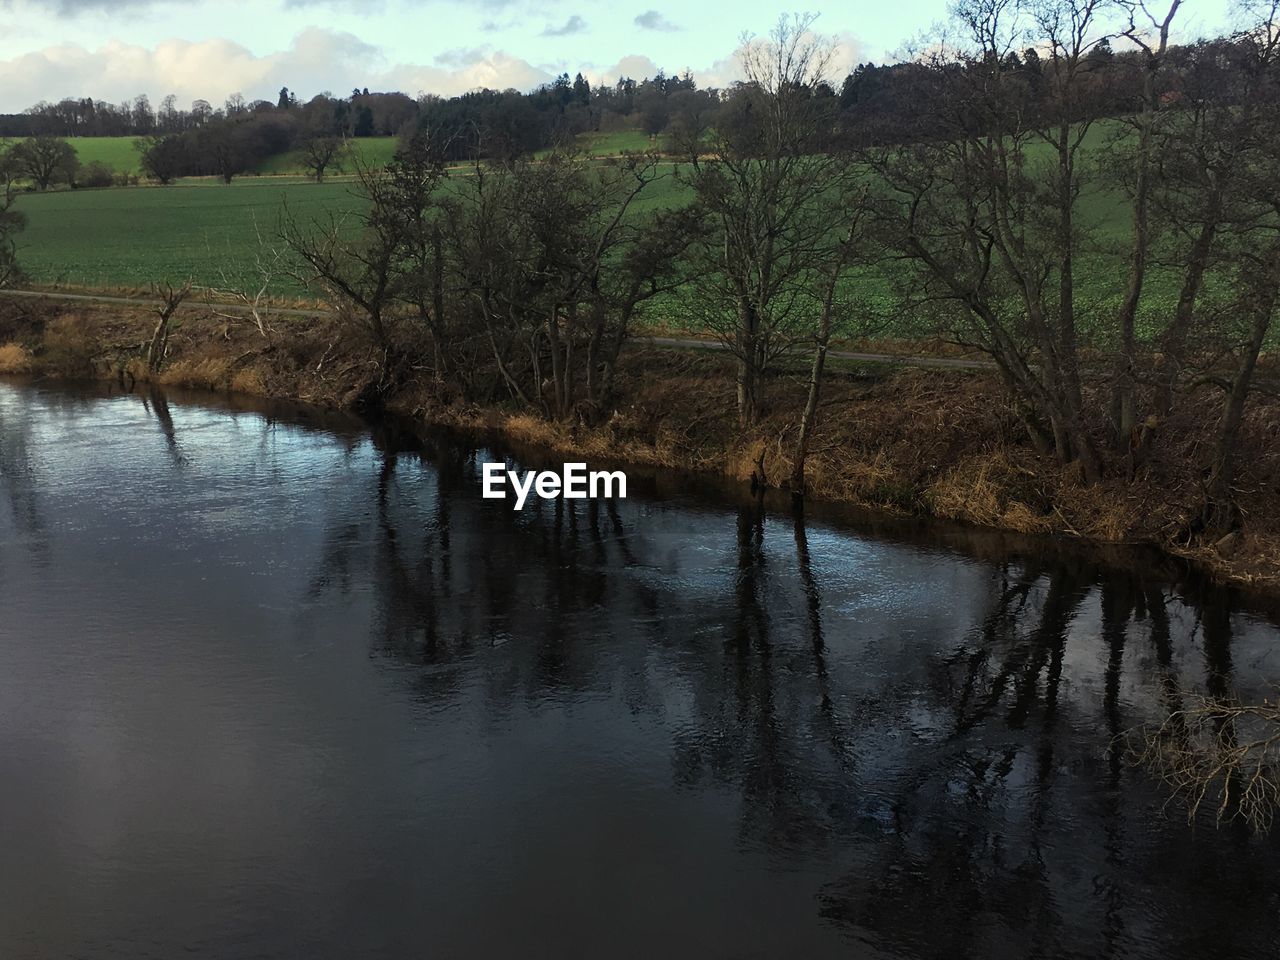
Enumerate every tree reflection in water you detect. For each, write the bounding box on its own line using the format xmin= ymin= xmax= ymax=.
xmin=285 ymin=410 xmax=1279 ymax=956
xmin=333 ymin=420 xmax=1280 ymax=957
xmin=5 ymin=379 xmax=1278 ymax=959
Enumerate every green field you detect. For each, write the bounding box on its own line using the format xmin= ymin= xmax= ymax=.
xmin=30 ymin=130 xmax=649 ymax=179
xmin=8 ymin=135 xmax=402 ymax=179
xmin=14 ymin=179 xmax=367 ymax=291
xmin=9 ymin=124 xmax=1189 ymax=340
xmin=7 ymin=123 xmax=675 ymax=196
xmin=11 ymin=167 xmax=692 ymax=294
xmin=64 ymin=137 xmax=147 ymax=175
xmin=538 ymin=130 xmax=662 ymax=158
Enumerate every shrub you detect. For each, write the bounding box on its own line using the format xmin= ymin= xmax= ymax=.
xmin=76 ymin=161 xmax=115 ymax=189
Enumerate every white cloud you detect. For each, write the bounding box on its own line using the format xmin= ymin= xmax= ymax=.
xmin=582 ymin=29 xmax=864 ymax=94
xmin=690 ymin=29 xmax=867 ymax=89
xmin=0 ymin=28 xmax=556 ymax=110
xmin=0 ymin=22 xmax=869 ymax=111
xmin=384 ymin=51 xmax=552 ymax=97
xmin=585 ymin=54 xmax=660 ymax=86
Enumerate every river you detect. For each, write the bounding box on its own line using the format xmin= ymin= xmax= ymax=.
xmin=2 ymin=377 xmax=1279 ymax=959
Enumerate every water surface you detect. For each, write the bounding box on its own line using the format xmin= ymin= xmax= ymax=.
xmin=2 ymin=378 xmax=1279 ymax=959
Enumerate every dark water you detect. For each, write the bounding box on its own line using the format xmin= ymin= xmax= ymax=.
xmin=2 ymin=378 xmax=1280 ymax=960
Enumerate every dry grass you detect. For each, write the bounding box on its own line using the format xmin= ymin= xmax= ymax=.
xmin=0 ymin=342 xmax=33 ymax=373
xmin=40 ymin=313 xmax=108 ymax=376
xmin=158 ymin=355 xmax=237 ymax=391
xmin=926 ymin=454 xmax=1056 ymax=533
xmin=229 ymin=367 xmax=268 ymax=395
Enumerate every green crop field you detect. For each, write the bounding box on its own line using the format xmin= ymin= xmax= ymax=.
xmin=584 ymin=129 xmax=663 ymax=154
xmin=8 ymin=122 xmax=1188 ymax=340
xmin=14 ymin=179 xmax=367 ymax=291
xmin=12 ymin=165 xmax=693 ymax=294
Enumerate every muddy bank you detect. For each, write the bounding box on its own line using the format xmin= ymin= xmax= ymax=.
xmin=3 ymin=296 xmax=1278 ymax=588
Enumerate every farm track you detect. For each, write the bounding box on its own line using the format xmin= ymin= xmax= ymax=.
xmin=0 ymin=287 xmax=999 ymax=372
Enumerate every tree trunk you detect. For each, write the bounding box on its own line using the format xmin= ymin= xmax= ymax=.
xmin=146 ymin=314 xmax=172 ymax=371
xmin=1113 ymin=6 xmax=1176 ymax=443
xmin=146 ymin=282 xmax=190 ymax=372
xmin=431 ymin=226 xmax=447 ymax=376
xmin=545 ymin=309 xmax=567 ymax=419
xmin=791 ymin=310 xmax=832 ymax=498
xmin=1203 ymin=258 xmax=1277 ymax=533
xmin=1157 ymin=214 xmax=1218 ymax=415
xmin=736 ymin=296 xmax=761 ymax=426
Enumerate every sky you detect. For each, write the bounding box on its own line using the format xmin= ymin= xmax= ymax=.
xmin=0 ymin=0 xmax=1243 ymax=113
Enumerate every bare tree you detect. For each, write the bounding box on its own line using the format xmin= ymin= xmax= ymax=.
xmin=790 ymin=194 xmax=878 ymax=497
xmin=282 ymin=205 xmax=395 ymax=349
xmin=299 ymin=135 xmax=350 ymax=183
xmin=282 ymin=142 xmax=448 ymax=360
xmin=200 ymin=217 xmax=287 ymax=338
xmin=137 ymin=135 xmax=187 ymax=185
xmin=1133 ymin=0 xmax=1280 ymax=530
xmin=0 ymin=140 xmax=25 ymax=288
xmin=377 ymin=136 xmax=452 ymax=375
xmin=12 ymin=136 xmax=78 ymax=191
xmin=867 ymin=0 xmax=1112 ymax=481
xmin=1199 ymin=2 xmax=1280 ymax=532
xmin=679 ymin=13 xmax=849 ymax=426
xmin=195 ymin=122 xmax=246 ymax=184
xmin=1109 ymin=0 xmax=1181 ymax=446
xmin=446 ymin=148 xmax=689 ymax=419
xmin=1203 ymin=238 xmax=1280 ymax=532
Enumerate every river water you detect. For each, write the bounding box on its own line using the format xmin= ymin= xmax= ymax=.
xmin=1 ymin=377 xmax=1279 ymax=959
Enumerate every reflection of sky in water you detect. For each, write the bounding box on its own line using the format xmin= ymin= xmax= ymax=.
xmin=2 ymin=378 xmax=1280 ymax=960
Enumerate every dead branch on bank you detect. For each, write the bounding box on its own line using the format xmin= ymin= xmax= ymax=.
xmin=145 ymin=279 xmax=192 ymax=371
xmin=200 ymin=217 xmax=286 ymax=339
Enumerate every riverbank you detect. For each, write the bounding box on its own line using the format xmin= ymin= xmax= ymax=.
xmin=3 ymin=296 xmax=1278 ymax=588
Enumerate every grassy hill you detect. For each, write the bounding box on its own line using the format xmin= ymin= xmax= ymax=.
xmin=539 ymin=130 xmax=662 ymax=158
xmin=13 ymin=126 xmax=659 ymax=183
xmin=65 ymin=137 xmax=146 ymax=175
xmin=251 ymin=137 xmax=400 ymax=176
xmin=6 ymin=135 xmax=403 ymax=179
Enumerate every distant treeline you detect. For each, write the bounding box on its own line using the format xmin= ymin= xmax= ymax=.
xmin=0 ymin=72 xmax=709 ymax=183
xmin=0 ymin=88 xmax=416 ymax=139
xmin=1 ymin=29 xmax=1269 ymax=184
xmin=0 ymin=32 xmax=1257 ymax=158
xmin=3 ymin=30 xmax=1264 ymax=189
xmin=0 ymin=72 xmax=699 ymax=149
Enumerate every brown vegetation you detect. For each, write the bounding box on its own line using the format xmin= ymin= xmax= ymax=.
xmin=0 ymin=341 xmax=33 ymax=373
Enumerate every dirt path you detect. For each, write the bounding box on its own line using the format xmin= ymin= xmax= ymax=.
xmin=0 ymin=287 xmax=998 ymax=372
